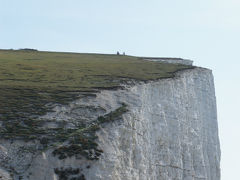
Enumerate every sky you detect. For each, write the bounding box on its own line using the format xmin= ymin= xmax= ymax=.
xmin=1 ymin=0 xmax=240 ymax=179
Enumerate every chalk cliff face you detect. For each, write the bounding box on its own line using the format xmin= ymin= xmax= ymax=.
xmin=0 ymin=67 xmax=220 ymax=180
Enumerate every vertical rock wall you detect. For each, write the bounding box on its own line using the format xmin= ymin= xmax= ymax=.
xmin=84 ymin=67 xmax=220 ymax=180
xmin=0 ymin=67 xmax=220 ymax=180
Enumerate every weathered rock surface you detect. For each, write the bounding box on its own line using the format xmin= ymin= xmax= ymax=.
xmin=0 ymin=67 xmax=220 ymax=180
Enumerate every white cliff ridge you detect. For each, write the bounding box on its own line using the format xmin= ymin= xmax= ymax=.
xmin=0 ymin=67 xmax=220 ymax=180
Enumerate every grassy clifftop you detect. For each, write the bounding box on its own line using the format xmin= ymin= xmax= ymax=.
xmin=0 ymin=49 xmax=193 ymax=141
xmin=0 ymin=49 xmax=191 ymax=90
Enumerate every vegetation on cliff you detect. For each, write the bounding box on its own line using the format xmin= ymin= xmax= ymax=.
xmin=0 ymin=49 xmax=193 ymax=160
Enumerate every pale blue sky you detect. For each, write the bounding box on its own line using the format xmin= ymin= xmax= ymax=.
xmin=1 ymin=0 xmax=240 ymax=179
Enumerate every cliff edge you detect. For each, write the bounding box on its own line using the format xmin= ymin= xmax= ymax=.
xmin=0 ymin=50 xmax=220 ymax=180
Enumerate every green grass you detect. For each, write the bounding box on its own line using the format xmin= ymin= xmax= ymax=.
xmin=0 ymin=49 xmax=194 ymax=159
xmin=0 ymin=49 xmax=191 ymax=89
xmin=0 ymin=49 xmax=193 ymax=121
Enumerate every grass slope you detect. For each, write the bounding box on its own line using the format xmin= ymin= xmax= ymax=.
xmin=0 ymin=49 xmax=193 ymax=157
xmin=0 ymin=49 xmax=193 ymax=118
xmin=0 ymin=49 xmax=190 ymax=90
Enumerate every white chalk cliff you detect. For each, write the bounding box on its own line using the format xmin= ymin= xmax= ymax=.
xmin=0 ymin=67 xmax=220 ymax=180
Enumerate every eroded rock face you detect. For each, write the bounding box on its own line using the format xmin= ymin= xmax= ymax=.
xmin=0 ymin=68 xmax=220 ymax=180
